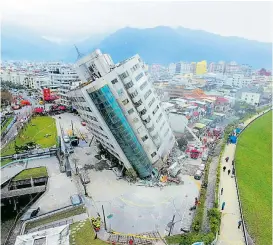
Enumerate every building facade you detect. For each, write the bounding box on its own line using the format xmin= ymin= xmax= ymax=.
xmin=196 ymin=60 xmax=207 ymax=75
xmin=69 ymin=49 xmax=175 ymax=178
xmin=241 ymin=92 xmax=261 ymax=105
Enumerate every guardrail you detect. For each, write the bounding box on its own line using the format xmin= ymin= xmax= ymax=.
xmin=20 ymin=204 xmax=84 ymax=235
xmin=234 ymin=108 xmax=272 ymax=245
xmin=1 ymin=116 xmax=17 ymax=138
xmin=1 ymin=147 xmax=57 ymax=161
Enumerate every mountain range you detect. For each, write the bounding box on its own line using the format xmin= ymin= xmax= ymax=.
xmin=1 ymin=25 xmax=272 ymax=68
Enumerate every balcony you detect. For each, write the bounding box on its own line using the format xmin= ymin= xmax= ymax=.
xmin=141 ymin=113 xmax=149 ymax=121
xmin=132 ymin=94 xmax=141 ymax=104
xmin=145 ymin=120 xmax=154 ymax=129
xmin=122 ymin=76 xmax=132 ymax=84
xmin=150 ymin=129 xmax=157 ymax=137
xmin=136 ymin=104 xmax=145 ymax=112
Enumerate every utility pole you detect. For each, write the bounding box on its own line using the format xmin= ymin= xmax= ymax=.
xmin=102 ymin=205 xmax=107 ymax=230
xmin=71 ymin=120 xmax=74 ymax=136
xmin=168 ymin=215 xmax=175 ymax=236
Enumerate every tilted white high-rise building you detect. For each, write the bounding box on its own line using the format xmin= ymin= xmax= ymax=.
xmin=68 ymin=49 xmax=176 ymax=178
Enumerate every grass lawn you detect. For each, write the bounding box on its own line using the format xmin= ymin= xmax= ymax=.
xmin=236 ymin=111 xmax=272 ymax=245
xmin=1 ymin=116 xmax=14 ymax=132
xmin=1 ymin=116 xmax=57 ymax=157
xmin=13 ymin=167 xmax=48 ymax=181
xmin=70 ymin=219 xmax=108 ymax=245
xmin=26 ymin=205 xmax=86 ymax=231
xmin=1 ymin=159 xmax=12 ymax=166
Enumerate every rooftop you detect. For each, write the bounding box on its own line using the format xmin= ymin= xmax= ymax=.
xmin=15 ymin=225 xmax=70 ymax=245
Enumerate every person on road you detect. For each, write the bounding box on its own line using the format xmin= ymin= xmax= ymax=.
xmin=221 ymin=188 xmax=223 ymax=195
xmin=228 ymin=169 xmax=231 ymax=175
xmin=238 ymin=220 xmax=242 ymax=229
xmin=221 ymin=201 xmax=226 ymax=210
xmin=223 ymin=166 xmax=226 ymax=172
xmin=225 ymin=157 xmax=229 ymax=162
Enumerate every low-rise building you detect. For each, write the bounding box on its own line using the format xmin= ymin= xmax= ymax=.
xmin=241 ymin=92 xmax=261 ymax=105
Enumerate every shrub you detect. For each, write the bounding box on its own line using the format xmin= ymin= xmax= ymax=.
xmin=208 ymin=208 xmax=221 ymax=234
xmin=125 ymin=168 xmax=138 ymax=182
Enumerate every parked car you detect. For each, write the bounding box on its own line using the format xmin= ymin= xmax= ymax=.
xmin=81 ymin=121 xmax=86 ymax=126
xmin=21 ymin=207 xmax=40 ymax=221
xmin=202 ymin=154 xmax=208 ymax=161
xmin=70 ymin=194 xmax=82 ymax=206
xmin=63 ymin=135 xmax=70 ymax=143
xmin=194 ymin=170 xmax=203 ymax=180
xmin=199 ymin=164 xmax=205 ymax=171
xmin=30 ymin=207 xmax=40 ymax=218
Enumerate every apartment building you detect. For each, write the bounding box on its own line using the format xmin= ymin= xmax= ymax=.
xmin=224 ymin=74 xmax=252 ymax=88
xmin=241 ymin=92 xmax=261 ymax=106
xmin=68 ymin=49 xmax=175 ymax=178
xmin=208 ymin=61 xmax=226 ymax=74
xmin=0 ymin=63 xmax=80 ymax=105
xmin=48 ymin=66 xmax=81 ymax=106
xmin=168 ymin=62 xmax=196 ymax=76
xmin=196 ymin=61 xmax=207 ymax=75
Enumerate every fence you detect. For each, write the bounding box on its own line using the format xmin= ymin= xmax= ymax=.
xmin=20 ymin=204 xmax=84 ymax=235
xmin=1 ymin=116 xmax=17 ymax=138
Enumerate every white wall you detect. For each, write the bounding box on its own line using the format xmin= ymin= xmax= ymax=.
xmin=241 ymin=92 xmax=261 ymax=105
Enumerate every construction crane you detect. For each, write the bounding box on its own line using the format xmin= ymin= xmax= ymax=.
xmin=184 ymin=125 xmax=202 ymax=145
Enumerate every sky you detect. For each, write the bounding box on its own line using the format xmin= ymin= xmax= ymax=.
xmin=1 ymin=0 xmax=272 ymax=43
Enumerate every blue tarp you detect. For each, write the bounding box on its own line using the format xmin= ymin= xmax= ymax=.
xmin=230 ymin=135 xmax=237 ymax=144
xmin=235 ymin=128 xmax=241 ymax=134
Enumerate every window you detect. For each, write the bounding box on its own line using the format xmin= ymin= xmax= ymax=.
xmin=128 ymin=108 xmax=134 ymax=115
xmin=131 ymin=64 xmax=140 ymax=73
xmin=133 ymin=118 xmax=139 ymax=123
xmin=160 ymin=121 xmax=166 ymax=131
xmin=119 ymin=71 xmax=129 ymax=80
xmin=144 ymin=89 xmax=152 ymax=100
xmin=164 ymin=128 xmax=170 ymax=137
xmin=135 ymin=72 xmax=144 ymax=81
xmin=135 ymin=99 xmax=142 ymax=107
xmin=152 ymin=105 xmax=159 ymax=115
xmin=130 ymin=90 xmax=138 ymax=98
xmin=140 ymin=108 xmax=147 ymax=116
xmin=140 ymin=81 xmax=148 ymax=90
xmin=148 ymin=98 xmax=155 ymax=107
xmin=122 ymin=99 xmax=129 ymax=105
xmin=151 ymin=152 xmax=156 ymax=158
xmin=124 ymin=81 xmax=134 ymax=89
xmin=141 ymin=135 xmax=148 ymax=142
xmin=156 ymin=113 xmax=163 ymax=123
xmin=111 ymin=78 xmax=118 ymax=84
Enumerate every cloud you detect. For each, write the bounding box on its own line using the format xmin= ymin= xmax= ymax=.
xmin=1 ymin=0 xmax=272 ymax=42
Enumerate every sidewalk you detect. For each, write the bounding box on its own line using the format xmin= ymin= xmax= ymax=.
xmin=216 ymin=110 xmax=271 ymax=245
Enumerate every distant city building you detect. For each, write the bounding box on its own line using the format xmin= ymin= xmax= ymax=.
xmin=258 ymin=68 xmax=271 ymax=76
xmin=196 ymin=60 xmax=207 ymax=75
xmin=208 ymin=61 xmax=226 ymax=74
xmin=68 ymin=49 xmax=175 ymax=178
xmin=0 ymin=62 xmax=81 ymax=106
xmin=168 ymin=63 xmax=176 ymax=76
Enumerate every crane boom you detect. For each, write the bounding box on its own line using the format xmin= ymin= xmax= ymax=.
xmin=185 ymin=125 xmax=202 ymax=145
